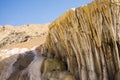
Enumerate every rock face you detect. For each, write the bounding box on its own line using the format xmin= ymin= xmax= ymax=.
xmin=42 ymin=71 xmax=76 ymax=80
xmin=6 ymin=51 xmax=35 ymax=80
xmin=43 ymin=58 xmax=67 ymax=73
xmin=45 ymin=0 xmax=120 ymax=80
xmin=0 ymin=46 xmax=75 ymax=80
xmin=0 ymin=0 xmax=120 ymax=80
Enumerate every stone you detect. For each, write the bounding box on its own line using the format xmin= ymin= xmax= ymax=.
xmin=42 ymin=71 xmax=76 ymax=80
xmin=114 ymin=71 xmax=120 ymax=80
xmin=13 ymin=51 xmax=35 ymax=70
xmin=0 ymin=0 xmax=120 ymax=80
xmin=43 ymin=58 xmax=67 ymax=73
xmin=6 ymin=51 xmax=35 ymax=80
xmin=45 ymin=0 xmax=120 ymax=80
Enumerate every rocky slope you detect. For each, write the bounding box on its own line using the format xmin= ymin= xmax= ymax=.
xmin=0 ymin=24 xmax=49 ymax=49
xmin=0 ymin=0 xmax=120 ymax=80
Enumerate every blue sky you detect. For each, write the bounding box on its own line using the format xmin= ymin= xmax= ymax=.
xmin=0 ymin=0 xmax=92 ymax=26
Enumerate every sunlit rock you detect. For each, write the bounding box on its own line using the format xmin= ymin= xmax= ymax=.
xmin=45 ymin=0 xmax=120 ymax=80
xmin=20 ymin=48 xmax=29 ymax=53
xmin=71 ymin=8 xmax=75 ymax=11
xmin=0 ymin=0 xmax=120 ymax=80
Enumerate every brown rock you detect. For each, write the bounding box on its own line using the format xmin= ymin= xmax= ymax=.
xmin=43 ymin=58 xmax=67 ymax=73
xmin=13 ymin=51 xmax=35 ymax=70
xmin=7 ymin=51 xmax=35 ymax=80
xmin=42 ymin=71 xmax=76 ymax=80
xmin=114 ymin=71 xmax=120 ymax=80
xmin=45 ymin=0 xmax=120 ymax=80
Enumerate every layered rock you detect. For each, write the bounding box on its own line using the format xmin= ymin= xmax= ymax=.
xmin=45 ymin=0 xmax=120 ymax=80
xmin=0 ymin=0 xmax=120 ymax=80
xmin=0 ymin=45 xmax=75 ymax=80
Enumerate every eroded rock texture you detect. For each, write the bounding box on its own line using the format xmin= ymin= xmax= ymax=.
xmin=45 ymin=0 xmax=120 ymax=80
xmin=0 ymin=46 xmax=74 ymax=80
xmin=0 ymin=0 xmax=119 ymax=80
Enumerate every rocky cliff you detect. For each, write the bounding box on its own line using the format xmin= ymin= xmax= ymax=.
xmin=0 ymin=0 xmax=120 ymax=80
xmin=45 ymin=0 xmax=120 ymax=80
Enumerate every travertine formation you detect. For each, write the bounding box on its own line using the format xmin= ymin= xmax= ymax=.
xmin=0 ymin=0 xmax=119 ymax=80
xmin=0 ymin=46 xmax=75 ymax=80
xmin=45 ymin=0 xmax=120 ymax=80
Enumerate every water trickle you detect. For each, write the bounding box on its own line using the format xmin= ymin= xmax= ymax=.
xmin=28 ymin=55 xmax=45 ymax=80
xmin=0 ymin=45 xmax=47 ymax=80
xmin=0 ymin=62 xmax=15 ymax=80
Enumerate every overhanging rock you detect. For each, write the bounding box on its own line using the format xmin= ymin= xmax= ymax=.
xmin=45 ymin=0 xmax=120 ymax=80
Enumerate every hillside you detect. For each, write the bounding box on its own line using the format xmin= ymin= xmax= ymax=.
xmin=0 ymin=24 xmax=49 ymax=49
xmin=0 ymin=0 xmax=120 ymax=80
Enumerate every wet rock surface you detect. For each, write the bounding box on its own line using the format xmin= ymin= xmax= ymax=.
xmin=45 ymin=0 xmax=120 ymax=80
xmin=13 ymin=51 xmax=35 ymax=70
xmin=0 ymin=45 xmax=75 ymax=80
xmin=0 ymin=0 xmax=120 ymax=80
xmin=7 ymin=51 xmax=35 ymax=80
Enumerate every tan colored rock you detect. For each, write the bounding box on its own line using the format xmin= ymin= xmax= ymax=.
xmin=42 ymin=71 xmax=76 ymax=80
xmin=43 ymin=58 xmax=66 ymax=73
xmin=45 ymin=0 xmax=120 ymax=80
xmin=0 ymin=0 xmax=120 ymax=80
xmin=0 ymin=24 xmax=49 ymax=49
